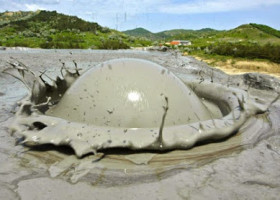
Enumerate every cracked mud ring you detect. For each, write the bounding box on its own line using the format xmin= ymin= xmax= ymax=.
xmin=3 ymin=58 xmax=270 ymax=157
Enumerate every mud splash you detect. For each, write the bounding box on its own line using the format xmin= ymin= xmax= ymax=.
xmin=3 ymin=58 xmax=273 ymax=158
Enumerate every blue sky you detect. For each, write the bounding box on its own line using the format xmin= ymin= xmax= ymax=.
xmin=1 ymin=0 xmax=280 ymax=32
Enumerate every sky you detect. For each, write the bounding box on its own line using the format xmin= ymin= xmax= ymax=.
xmin=0 ymin=0 xmax=280 ymax=32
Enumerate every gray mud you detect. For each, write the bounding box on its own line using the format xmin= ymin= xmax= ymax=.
xmin=0 ymin=49 xmax=280 ymax=199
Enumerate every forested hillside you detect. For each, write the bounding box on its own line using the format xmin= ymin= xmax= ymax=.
xmin=0 ymin=10 xmax=150 ymax=49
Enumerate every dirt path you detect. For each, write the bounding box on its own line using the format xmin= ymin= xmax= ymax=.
xmin=193 ymin=55 xmax=280 ymax=79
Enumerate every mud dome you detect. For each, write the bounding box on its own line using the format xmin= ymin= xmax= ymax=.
xmin=47 ymin=59 xmax=213 ymax=127
xmin=3 ymin=57 xmax=274 ymax=157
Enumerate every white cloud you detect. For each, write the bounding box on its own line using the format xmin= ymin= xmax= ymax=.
xmin=25 ymin=4 xmax=45 ymax=11
xmin=81 ymin=0 xmax=167 ymax=15
xmin=0 ymin=0 xmax=58 ymax=12
xmin=159 ymin=0 xmax=280 ymax=14
xmin=25 ymin=0 xmax=60 ymax=5
xmin=4 ymin=0 xmax=280 ymax=16
xmin=62 ymin=0 xmax=168 ymax=26
xmin=80 ymin=0 xmax=280 ymax=16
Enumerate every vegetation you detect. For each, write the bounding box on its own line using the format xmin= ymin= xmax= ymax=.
xmin=0 ymin=10 xmax=151 ymax=49
xmin=96 ymin=38 xmax=129 ymax=49
xmin=207 ymin=43 xmax=280 ymax=63
xmin=123 ymin=27 xmax=221 ymax=40
xmin=124 ymin=24 xmax=280 ymax=64
xmin=186 ymin=24 xmax=280 ymax=64
xmin=250 ymin=23 xmax=280 ymax=38
xmin=0 ymin=11 xmax=39 ymax=25
xmin=123 ymin=28 xmax=156 ymax=39
xmin=1 ymin=10 xmax=280 ymax=65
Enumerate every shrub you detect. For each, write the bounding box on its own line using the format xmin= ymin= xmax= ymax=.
xmin=97 ymin=39 xmax=129 ymax=49
xmin=208 ymin=42 xmax=280 ymax=63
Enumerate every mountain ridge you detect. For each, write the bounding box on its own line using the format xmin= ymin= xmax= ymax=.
xmin=122 ymin=27 xmax=221 ymax=40
xmin=122 ymin=24 xmax=280 ymax=42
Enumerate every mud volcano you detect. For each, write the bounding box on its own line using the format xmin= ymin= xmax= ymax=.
xmin=1 ymin=50 xmax=280 ymax=198
xmin=4 ymin=58 xmax=272 ymax=157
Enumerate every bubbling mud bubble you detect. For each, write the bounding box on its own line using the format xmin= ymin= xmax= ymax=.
xmin=47 ymin=59 xmax=212 ymax=127
xmin=3 ymin=58 xmax=269 ymax=157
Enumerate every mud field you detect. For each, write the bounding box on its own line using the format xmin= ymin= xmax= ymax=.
xmin=0 ymin=49 xmax=280 ymax=199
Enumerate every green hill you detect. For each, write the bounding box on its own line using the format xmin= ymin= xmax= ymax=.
xmin=156 ymin=29 xmax=193 ymax=37
xmin=123 ymin=24 xmax=280 ymax=45
xmin=211 ymin=24 xmax=280 ymax=45
xmin=123 ymin=27 xmax=221 ymax=40
xmin=249 ymin=23 xmax=280 ymax=38
xmin=1 ymin=11 xmax=279 ymax=62
xmin=0 ymin=10 xmax=149 ymax=49
xmin=123 ymin=24 xmax=280 ymax=63
xmin=187 ymin=24 xmax=280 ymax=63
xmin=123 ymin=28 xmax=155 ymax=38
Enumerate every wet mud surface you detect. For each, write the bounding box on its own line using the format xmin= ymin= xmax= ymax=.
xmin=1 ymin=49 xmax=280 ymax=199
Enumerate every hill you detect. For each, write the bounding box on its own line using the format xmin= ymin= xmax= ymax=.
xmin=123 ymin=24 xmax=280 ymax=45
xmin=0 ymin=10 xmax=150 ymax=49
xmin=123 ymin=24 xmax=280 ymax=63
xmin=249 ymin=23 xmax=280 ymax=38
xmin=211 ymin=24 xmax=280 ymax=45
xmin=187 ymin=24 xmax=280 ymax=63
xmin=122 ymin=27 xmax=221 ymax=40
xmin=123 ymin=28 xmax=155 ymax=38
xmin=1 ymin=11 xmax=279 ymax=62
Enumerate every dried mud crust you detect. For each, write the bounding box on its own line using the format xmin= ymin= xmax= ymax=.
xmin=0 ymin=49 xmax=280 ymax=199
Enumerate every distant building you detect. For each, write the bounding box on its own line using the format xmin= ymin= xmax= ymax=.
xmin=169 ymin=40 xmax=192 ymax=46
